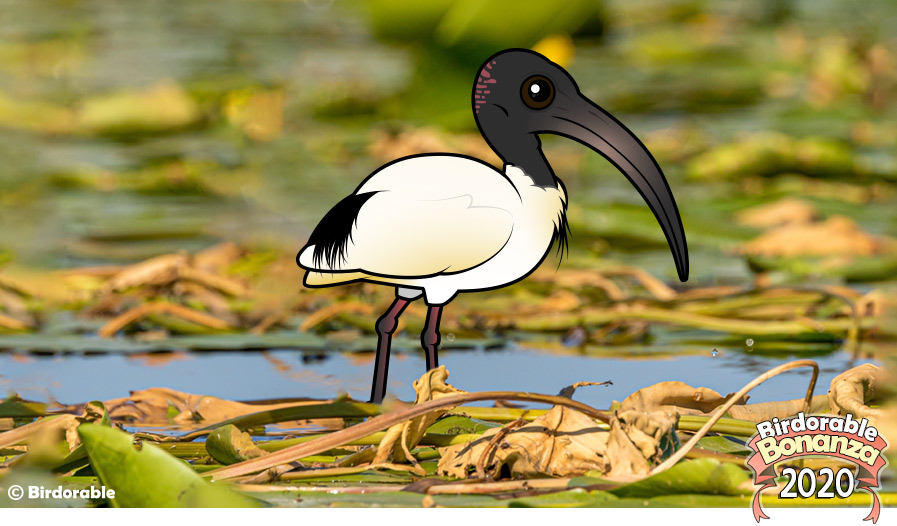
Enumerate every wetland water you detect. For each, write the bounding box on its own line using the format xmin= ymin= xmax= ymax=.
xmin=0 ymin=344 xmax=875 ymax=408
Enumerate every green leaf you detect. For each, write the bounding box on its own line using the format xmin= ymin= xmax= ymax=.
xmin=611 ymin=494 xmax=751 ymax=507
xmin=426 ymin=415 xmax=501 ymax=435
xmin=610 ymin=458 xmax=751 ymax=498
xmin=0 ymin=395 xmax=46 ymax=418
xmin=508 ymin=489 xmax=619 ymax=507
xmin=77 ymin=424 xmax=259 ymax=507
xmin=696 ymin=436 xmax=752 ymax=455
xmin=206 ymin=425 xmax=268 ymax=465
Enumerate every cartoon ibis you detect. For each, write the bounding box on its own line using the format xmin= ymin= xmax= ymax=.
xmin=297 ymin=49 xmax=689 ymax=403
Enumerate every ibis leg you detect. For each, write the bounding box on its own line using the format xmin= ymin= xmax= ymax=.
xmin=421 ymin=305 xmax=442 ymax=371
xmin=370 ymin=297 xmax=410 ymax=404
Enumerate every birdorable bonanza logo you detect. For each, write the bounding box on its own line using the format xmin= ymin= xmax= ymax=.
xmin=746 ymin=412 xmax=888 ymax=522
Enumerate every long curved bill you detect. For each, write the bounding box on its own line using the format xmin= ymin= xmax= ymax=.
xmin=544 ymin=95 xmax=689 ymax=282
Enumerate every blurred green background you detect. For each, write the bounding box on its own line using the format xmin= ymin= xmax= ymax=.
xmin=0 ymin=0 xmax=895 ymax=404
xmin=0 ymin=0 xmax=893 ymax=278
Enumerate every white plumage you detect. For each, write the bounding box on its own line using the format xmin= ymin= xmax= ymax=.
xmin=298 ymin=155 xmax=566 ymax=305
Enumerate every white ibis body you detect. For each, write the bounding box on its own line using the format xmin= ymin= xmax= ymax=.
xmin=297 ymin=49 xmax=689 ymax=403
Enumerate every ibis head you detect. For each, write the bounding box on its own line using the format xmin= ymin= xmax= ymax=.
xmin=473 ymin=49 xmax=689 ymax=282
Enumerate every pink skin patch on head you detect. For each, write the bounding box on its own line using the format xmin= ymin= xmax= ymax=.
xmin=475 ymin=60 xmax=498 ymax=114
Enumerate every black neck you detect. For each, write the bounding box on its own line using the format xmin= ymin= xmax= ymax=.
xmin=488 ymin=131 xmax=558 ymax=187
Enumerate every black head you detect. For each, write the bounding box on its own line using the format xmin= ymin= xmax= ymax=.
xmin=473 ymin=49 xmax=689 ymax=282
xmin=474 ymin=49 xmax=580 ymax=140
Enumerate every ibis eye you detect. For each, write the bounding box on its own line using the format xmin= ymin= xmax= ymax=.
xmin=521 ymin=75 xmax=554 ymax=109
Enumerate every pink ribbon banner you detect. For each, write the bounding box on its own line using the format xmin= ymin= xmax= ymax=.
xmin=746 ymin=414 xmax=889 ymax=523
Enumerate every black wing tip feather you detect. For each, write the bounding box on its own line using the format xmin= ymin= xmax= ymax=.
xmin=300 ymin=192 xmax=377 ymax=270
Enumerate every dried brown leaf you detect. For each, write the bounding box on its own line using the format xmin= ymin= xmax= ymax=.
xmin=604 ymin=408 xmax=678 ymax=479
xmin=828 ymin=363 xmax=885 ymax=422
xmin=0 ymin=312 xmax=29 ymax=331
xmin=97 ymin=302 xmax=230 ymax=337
xmin=735 ymin=198 xmax=818 ymax=229
xmin=174 ymin=282 xmax=233 ymax=316
xmin=535 ymin=290 xmax=582 ymax=313
xmin=620 ymin=378 xmax=830 ymax=424
xmin=373 ymin=366 xmax=465 ymax=464
xmin=104 ymin=388 xmax=301 ymax=426
xmin=603 ymin=267 xmax=677 ymax=301
xmin=0 ymin=415 xmax=80 ymax=452
xmin=739 ymin=216 xmax=887 ymax=257
xmin=726 ymin=394 xmax=830 ymax=422
xmin=437 ymin=377 xmax=761 ymax=481
xmin=437 ymin=405 xmax=608 ymax=479
xmin=105 ymin=253 xmax=187 ymax=292
xmin=0 ymin=401 xmax=104 ymax=455
xmin=620 ymin=381 xmax=749 ymax=416
xmin=193 ymin=242 xmax=243 ymax=273
xmin=178 ymin=266 xmax=248 ymax=297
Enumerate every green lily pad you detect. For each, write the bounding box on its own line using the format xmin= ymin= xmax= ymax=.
xmin=609 ymin=458 xmax=751 ymax=498
xmin=77 ymin=424 xmax=259 ymax=507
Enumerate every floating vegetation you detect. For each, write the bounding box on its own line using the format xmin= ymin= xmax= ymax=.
xmin=733 ymin=200 xmax=897 ymax=281
xmin=0 ymin=244 xmax=888 ymax=353
xmin=687 ymin=133 xmax=857 ymax=181
xmin=0 ymin=362 xmax=891 ymax=508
